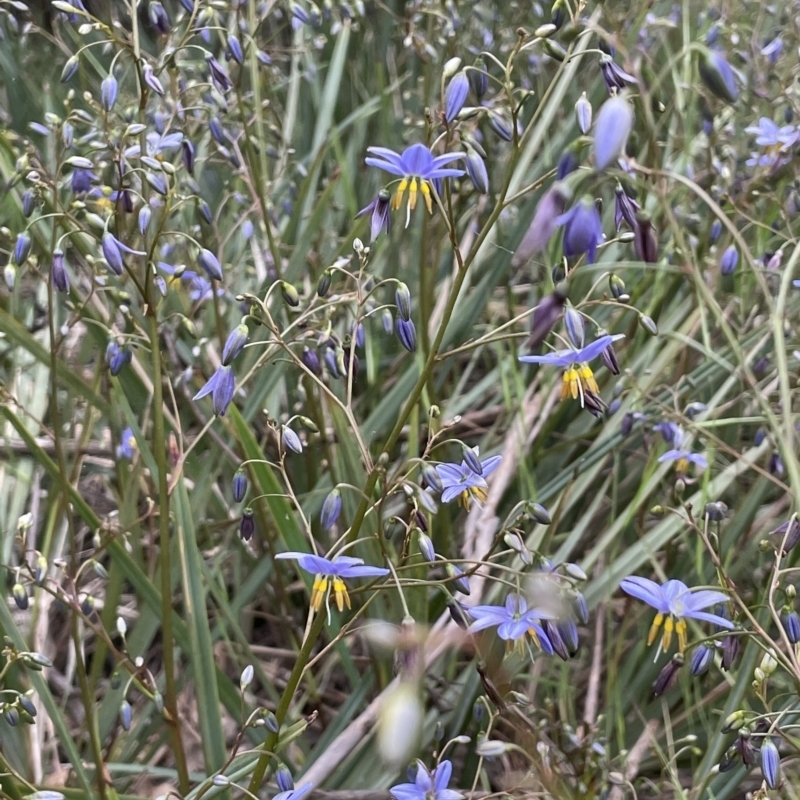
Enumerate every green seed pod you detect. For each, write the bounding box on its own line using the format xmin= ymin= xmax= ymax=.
xmin=280 ymin=281 xmax=300 ymax=307
xmin=543 ymin=39 xmax=567 ymax=62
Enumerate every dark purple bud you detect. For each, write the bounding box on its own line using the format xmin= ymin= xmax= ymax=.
xmin=558 ymin=198 xmax=604 ymax=263
xmin=633 ymin=215 xmax=658 ymax=263
xmin=227 ymin=35 xmax=244 ymax=65
xmin=22 ymin=190 xmax=36 ymax=218
xmin=721 ymin=633 xmax=739 ymax=671
xmin=143 ymin=63 xmax=164 ymax=95
xmin=690 ymin=644 xmax=713 ymax=676
xmin=599 ymin=55 xmax=637 ymax=93
xmin=465 ymin=146 xmax=489 ymax=193
xmin=526 ymin=287 xmax=566 ymax=348
xmin=781 ymin=608 xmax=800 ymax=643
xmin=614 ymin=185 xmax=640 ymax=229
xmin=198 ymin=248 xmax=223 ymax=281
xmin=652 ymin=653 xmax=683 ymax=697
xmin=148 ymin=1 xmax=170 ymax=33
xmin=101 ymin=74 xmax=118 ymax=112
xmin=761 ymin=737 xmax=780 ymax=789
xmin=447 ymin=600 xmax=470 ymax=629
xmin=222 ymin=323 xmax=249 ymax=365
xmin=699 ymin=49 xmax=738 ymax=104
xmin=209 ymin=117 xmax=226 ymax=144
xmin=599 ymin=339 xmax=620 ymax=374
xmin=106 ymin=342 xmax=132 ymax=376
xmin=469 ymin=57 xmax=487 ymax=99
xmin=52 ymin=249 xmax=69 ymax=293
xmin=556 ymin=151 xmax=579 ymax=180
xmin=512 ymin=184 xmax=569 ymax=267
xmin=233 ymin=469 xmax=248 ymax=503
xmin=239 ymin=508 xmax=255 ymax=541
xmin=720 ymin=244 xmax=738 ymax=275
xmin=302 ymin=346 xmax=322 ymax=375
xmin=321 ymin=489 xmax=342 ymax=530
xmin=206 ymin=54 xmax=232 ymax=92
xmin=735 ymin=729 xmax=756 ymax=767
xmin=396 ymin=318 xmax=417 ymax=352
xmin=542 ymin=620 xmax=570 ymax=661
xmin=594 ymin=95 xmax=634 ymax=170
xmin=13 ymin=232 xmax=31 ymax=266
xmin=444 ymin=72 xmax=469 ymax=123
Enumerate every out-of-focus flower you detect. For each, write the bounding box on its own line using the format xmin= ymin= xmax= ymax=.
xmin=594 ymin=95 xmax=634 ymax=170
xmin=512 ymin=183 xmax=570 ymax=267
xmin=467 ymin=594 xmax=554 ymax=653
xmin=658 ymin=426 xmax=707 ymax=471
xmin=276 ymin=551 xmax=389 ymax=612
xmin=698 ymin=49 xmax=738 ymax=104
xmin=720 ymin=245 xmax=738 ymax=275
xmin=193 ymin=365 xmax=235 ymax=416
xmin=444 ymin=72 xmax=469 ymax=123
xmin=389 ymin=759 xmax=464 ymax=800
xmin=744 ymin=117 xmax=798 ymax=168
xmin=116 ymin=427 xmax=136 ymax=460
xmin=527 ymin=287 xmax=567 ymax=348
xmin=365 ymin=143 xmax=464 ymax=223
xmin=469 ymin=57 xmax=487 ymax=99
xmin=227 ymin=34 xmax=244 ymax=65
xmin=182 ymin=139 xmax=195 ymax=174
xmin=620 ymin=576 xmax=733 ymax=654
xmin=556 ymin=198 xmax=604 ymax=263
xmin=761 ymin=37 xmax=783 ymax=64
xmin=71 ymin=167 xmax=95 ymax=195
xmin=148 ymin=1 xmax=170 ymax=33
xmin=435 ymin=449 xmax=501 ymax=509
xmin=274 ymin=781 xmax=313 ymax=800
xmin=356 ymin=189 xmax=391 ymax=241
xmin=106 ymin=342 xmax=132 ymax=376
xmin=519 ymin=334 xmax=624 ymax=407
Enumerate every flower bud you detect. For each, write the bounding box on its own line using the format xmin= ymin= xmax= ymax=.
xmin=564 ymin=305 xmax=584 ymax=349
xmin=462 ymin=446 xmax=483 ymax=475
xmin=469 ymin=57 xmax=488 ymax=99
xmin=608 ymin=273 xmax=626 ymax=299
xmin=446 ymin=563 xmax=471 ymax=595
xmin=198 ymin=248 xmax=223 ymax=281
xmin=101 ymin=74 xmax=118 ymax=111
xmin=442 ymin=57 xmax=462 ymax=78
xmin=282 ymin=426 xmax=303 ymax=454
xmin=301 ymin=346 xmax=322 ymax=375
xmin=232 ymin=469 xmax=248 ymax=503
xmin=61 ymin=55 xmax=79 ymax=83
xmin=239 ymin=508 xmax=255 ymax=541
xmin=12 ymin=583 xmax=28 ymax=610
xmin=760 ymin=649 xmax=778 ymax=677
xmin=699 ymin=49 xmax=738 ymax=104
xmin=593 ymin=94 xmax=634 ymax=170
xmin=240 ymin=664 xmax=254 ymax=690
xmin=321 ymin=489 xmax=342 ymax=530
xmin=444 ymin=72 xmax=469 ymax=123
xmin=761 ymin=737 xmax=780 ymax=789
xmin=721 ymin=634 xmax=739 ymax=671
xmin=396 ymin=318 xmax=417 ymax=352
xmin=377 ymin=683 xmax=423 ymax=768
xmin=575 ymin=93 xmax=592 ymax=133
xmin=720 ymin=244 xmax=738 ymax=275
xmin=633 ymin=215 xmax=658 ymax=263
xmin=465 ymin=145 xmax=489 ymax=194
xmin=417 ymin=531 xmax=435 ymax=562
xmin=652 ymin=652 xmax=683 ymax=697
xmin=395 ymin=282 xmax=412 ymax=320
xmin=52 ymin=249 xmax=69 ymax=293
xmin=530 ymin=503 xmax=551 ymax=525
xmin=690 ymin=644 xmax=713 ymax=676
xmin=13 ymin=232 xmax=31 ymax=266
xmin=275 ymin=764 xmax=294 ymax=793
xmin=227 ymin=34 xmax=244 ymax=65
xmin=35 ymin=555 xmax=47 ymax=585
xmin=222 ymin=323 xmax=249 ymax=366
xmin=639 ymin=315 xmax=658 ymax=336
xmin=781 ymin=608 xmax=800 ymax=643
xmin=317 ymin=268 xmax=333 ymax=297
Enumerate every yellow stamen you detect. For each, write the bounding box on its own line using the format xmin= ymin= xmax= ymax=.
xmin=311 ymin=575 xmax=328 ymax=611
xmin=528 ymin=627 xmax=541 ymax=649
xmin=676 ymin=618 xmax=687 ymax=653
xmin=332 ymin=577 xmax=350 ymax=611
xmin=408 ymin=178 xmax=418 ymax=211
xmin=459 ymin=485 xmax=488 ymax=509
xmin=661 ymin=616 xmax=674 ymax=651
xmin=578 ymin=364 xmax=598 ymax=394
xmin=393 ymin=179 xmax=408 ymax=210
xmin=647 ymin=612 xmax=664 ymax=646
xmin=458 ymin=491 xmax=471 ymax=510
xmin=562 ymin=368 xmax=580 ymax=400
xmin=675 ymin=457 xmax=689 ymax=474
xmin=421 ymin=180 xmax=433 ymax=213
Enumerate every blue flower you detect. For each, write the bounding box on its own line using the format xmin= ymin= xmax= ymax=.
xmin=71 ymin=167 xmax=95 ymax=195
xmin=389 ymin=760 xmax=463 ymax=800
xmin=193 ymin=365 xmax=235 ymax=416
xmin=365 ymin=143 xmax=464 ymax=222
xmin=744 ymin=117 xmax=797 ymax=168
xmin=467 ymin=594 xmax=554 ymax=653
xmin=720 ymin=245 xmax=738 ymax=275
xmin=620 ymin=576 xmax=733 ymax=654
xmin=657 ymin=426 xmax=707 ymax=471
xmin=101 ymin=233 xmax=145 ymax=276
xmin=275 ymin=782 xmax=313 ymax=800
xmin=435 ymin=450 xmax=501 ymax=509
xmin=519 ymin=334 xmax=624 ymax=406
xmin=276 ymin=551 xmax=389 ymax=612
xmin=593 ymin=95 xmax=633 ymax=170
xmin=116 ymin=427 xmax=136 ymax=460
xmin=556 ymin=198 xmax=604 ymax=263
xmin=699 ymin=49 xmax=738 ymax=104
xmin=444 ymin=72 xmax=469 ymax=123
xmin=356 ymin=189 xmax=391 ymax=241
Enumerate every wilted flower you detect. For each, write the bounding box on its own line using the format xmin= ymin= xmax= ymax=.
xmin=389 ymin=760 xmax=464 ymax=800
xmin=467 ymin=594 xmax=554 ymax=653
xmin=594 ymin=95 xmax=634 ymax=170
xmin=557 ymin=198 xmax=604 ymax=263
xmin=435 ymin=450 xmax=501 ymax=509
xmin=519 ymin=334 xmax=624 ymax=407
xmin=193 ymin=365 xmax=236 ymax=416
xmin=444 ymin=72 xmax=469 ymax=123
xmin=356 ymin=189 xmax=391 ymax=241
xmin=276 ymin=551 xmax=389 ymax=612
xmin=206 ymin=53 xmax=232 ymax=92
xmin=528 ymin=287 xmax=567 ymax=348
xmin=599 ymin=54 xmax=637 ymax=94
xmin=698 ymin=49 xmax=738 ymax=104
xmin=652 ymin=653 xmax=683 ymax=697
xmin=240 ymin=508 xmax=255 ymax=541
xmin=101 ymin=233 xmax=145 ymax=276
xmin=633 ymin=215 xmax=658 ymax=263
xmin=116 ymin=427 xmax=136 ymax=460
xmin=365 ymin=143 xmax=464 ymax=224
xmin=658 ymin=426 xmax=707 ymax=471
xmin=620 ymin=576 xmax=733 ymax=654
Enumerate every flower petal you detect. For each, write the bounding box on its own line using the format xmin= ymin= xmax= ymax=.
xmin=336 ymin=564 xmax=390 ymax=578
xmin=620 ymin=576 xmax=668 ymax=612
xmin=480 ymin=455 xmax=502 ymax=477
xmin=365 ymin=156 xmax=406 ymax=177
xmin=401 ymin=143 xmax=434 ymax=176
xmin=684 ymin=610 xmax=735 ymax=629
xmin=682 ymin=589 xmax=729 ymax=611
xmin=433 ymin=760 xmax=453 ymax=794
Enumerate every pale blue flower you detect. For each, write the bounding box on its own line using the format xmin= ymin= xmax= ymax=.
xmin=467 ymin=594 xmax=554 ymax=653
xmin=657 ymin=426 xmax=707 ymax=470
xmin=435 ymin=450 xmax=501 ymax=508
xmin=390 ymin=760 xmax=463 ymax=800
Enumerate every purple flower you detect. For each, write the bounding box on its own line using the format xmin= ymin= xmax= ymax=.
xmin=435 ymin=450 xmax=501 ymax=509
xmin=106 ymin=342 xmax=132 ymax=376
xmin=614 ymin=185 xmax=640 ymax=229
xmin=365 ymin=143 xmax=463 ymax=221
xmin=761 ymin=38 xmax=783 ymax=64
xmin=71 ymin=167 xmax=95 ymax=195
xmin=744 ymin=117 xmax=797 ymax=168
xmin=556 ymin=198 xmax=603 ymax=263
xmin=720 ymin=244 xmax=738 ymax=275
xmin=658 ymin=426 xmax=707 ymax=471
xmin=116 ymin=427 xmax=136 ymax=460
xmin=620 ymin=576 xmax=733 ymax=654
xmin=206 ymin=53 xmax=232 ymax=92
xmin=519 ymin=334 xmax=624 ymax=407
xmin=356 ymin=189 xmax=391 ymax=241
xmin=593 ymin=95 xmax=634 ymax=171
xmin=222 ymin=323 xmax=249 ymax=365
xmin=511 ymin=184 xmax=569 ymax=267
xmin=444 ymin=72 xmax=469 ymax=123
xmin=781 ymin=608 xmax=800 ymax=643
xmin=599 ymin=55 xmax=637 ymax=94
xmin=193 ymin=365 xmax=235 ymax=416
xmin=464 ymin=146 xmax=488 ymax=193
xmin=52 ymin=249 xmax=69 ymax=293
xmin=101 ymin=233 xmax=145 ymax=276
xmin=276 ymin=551 xmax=389 ymax=612
xmin=468 ymin=594 xmax=554 ymax=653
xmin=389 ymin=760 xmax=464 ymax=800
xmin=198 ymin=248 xmax=223 ymax=281
xmin=148 ymin=1 xmax=170 ymax=33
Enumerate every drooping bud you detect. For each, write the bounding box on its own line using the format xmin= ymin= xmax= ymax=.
xmin=639 ymin=315 xmax=658 ymax=336
xmin=417 ymin=531 xmax=435 ymax=562
xmin=227 ymin=34 xmax=244 ymax=65
xmin=444 ymin=72 xmax=469 ymax=123
xmin=465 ymin=145 xmax=489 ymax=194
xmin=281 ymin=426 xmax=303 ymax=454
xmin=13 ymin=232 xmax=31 ymax=266
xmin=395 ymin=282 xmax=412 ymax=321
xmin=12 ymin=583 xmax=28 ymax=610
xmin=690 ymin=644 xmax=713 ymax=676
xmin=222 ymin=323 xmax=249 ymax=366
xmin=317 ymin=269 xmax=333 ymax=297
xmin=239 ymin=508 xmax=255 ymax=541
xmin=469 ymin=57 xmax=488 ymax=99
xmin=633 ymin=214 xmax=658 ymax=263
xmin=780 ymin=607 xmax=800 ymax=643
xmin=446 ymin=563 xmax=471 ymax=595
xmin=51 ymin=249 xmax=69 ymax=293
xmin=321 ymin=489 xmax=342 ymax=530
xmin=232 ymin=469 xmax=248 ymax=503
xmin=564 ymin=304 xmax=584 ymax=349
xmin=761 ymin=737 xmax=781 ymax=789
xmin=101 ymin=74 xmax=118 ymax=111
xmin=593 ymin=94 xmax=634 ymax=170
xmin=512 ymin=183 xmax=570 ymax=267
xmin=462 ymin=446 xmax=483 ymax=475
xmin=280 ymin=281 xmax=300 ymax=307
xmin=575 ymin=93 xmax=592 ymax=133
xmin=652 ymin=652 xmax=683 ymax=697
xmin=61 ymin=55 xmax=79 ymax=83
xmin=396 ymin=318 xmax=417 ymax=352
xmin=609 ymin=274 xmax=626 ymax=299
xmin=720 ymin=244 xmax=738 ymax=275
xmin=197 ymin=248 xmax=223 ymax=281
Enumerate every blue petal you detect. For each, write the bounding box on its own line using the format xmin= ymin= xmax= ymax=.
xmin=498 ymin=619 xmax=529 ymax=640
xmin=518 ymin=350 xmax=574 ymax=367
xmin=427 ymin=167 xmax=466 ymax=179
xmin=619 ymin=576 xmax=669 ymax=613
xmin=658 ymin=449 xmax=683 ymax=463
xmin=389 ymin=785 xmax=423 ymax=800
xmin=441 ymin=486 xmax=463 ymax=503
xmin=684 ymin=610 xmax=735 ymax=629
xmin=480 ymin=455 xmax=502 ymax=477
xmin=401 ymin=143 xmax=434 ymax=176
xmin=433 ymin=760 xmax=453 ymax=795
xmin=365 ymin=156 xmax=406 ymax=177
xmin=366 ymin=146 xmax=405 ymax=167
xmin=681 ymin=589 xmax=729 ymax=611
xmin=574 ymin=334 xmax=620 ymax=363
xmin=337 ymin=564 xmax=390 ymax=578
xmin=192 ymin=366 xmax=221 ymax=400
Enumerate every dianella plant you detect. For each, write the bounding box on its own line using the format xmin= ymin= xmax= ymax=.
xmin=1 ymin=0 xmax=800 ymax=798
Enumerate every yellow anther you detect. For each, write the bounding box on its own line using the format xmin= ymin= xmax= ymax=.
xmin=458 ymin=490 xmax=471 ymax=510
xmin=332 ymin=577 xmax=350 ymax=611
xmin=676 ymin=618 xmax=687 ymax=652
xmin=393 ymin=179 xmax=408 ymax=210
xmin=420 ymin=180 xmax=433 ymax=213
xmin=311 ymin=575 xmax=328 ymax=611
xmin=528 ymin=627 xmax=541 ymax=649
xmin=647 ymin=612 xmax=664 ymax=646
xmin=675 ymin=457 xmax=689 ymax=474
xmin=562 ymin=368 xmax=580 ymax=400
xmin=408 ymin=178 xmax=419 ymax=211
xmin=662 ymin=615 xmax=675 ymax=651
xmin=578 ymin=364 xmax=599 ymax=394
